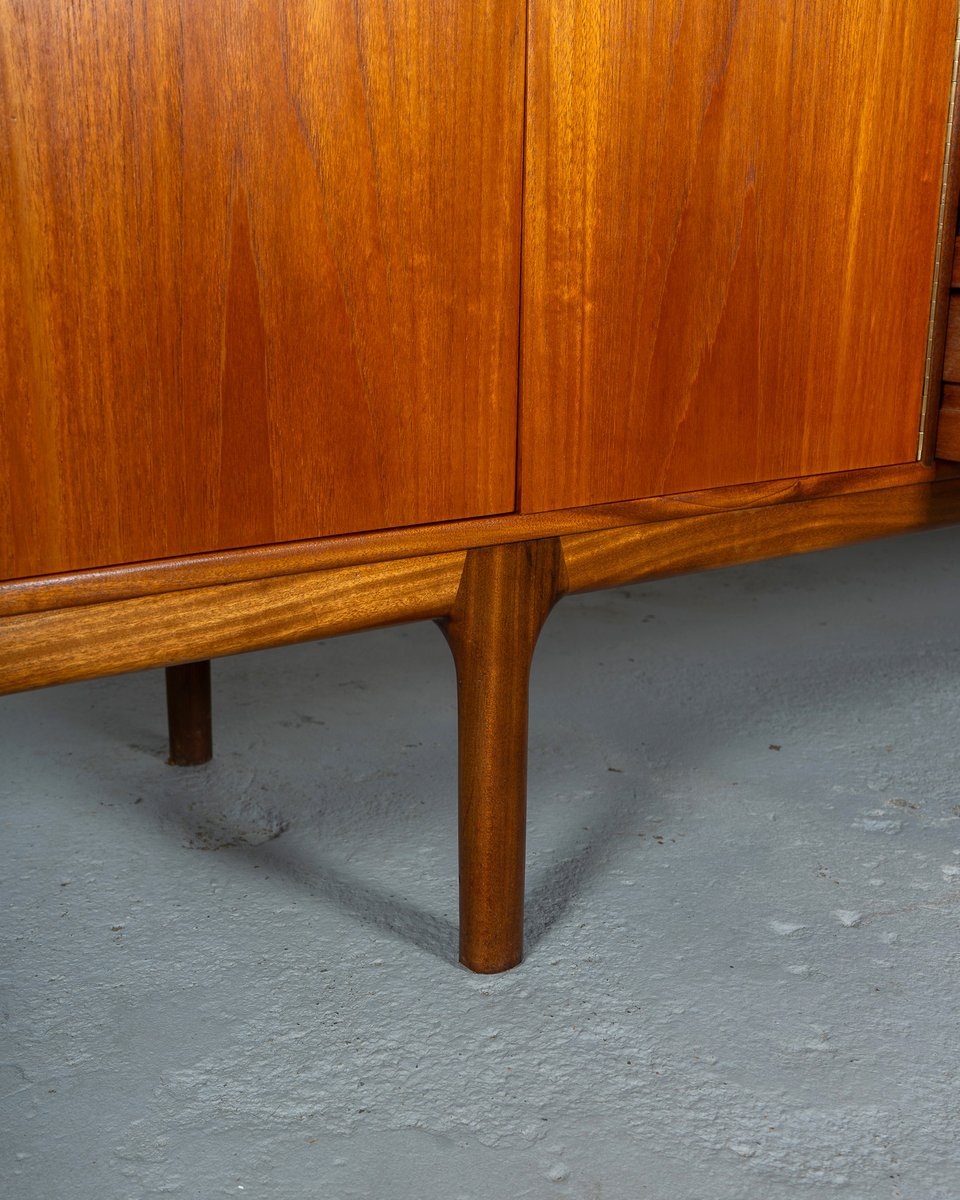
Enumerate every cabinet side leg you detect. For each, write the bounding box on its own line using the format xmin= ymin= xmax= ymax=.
xmin=165 ymin=660 xmax=212 ymax=766
xmin=440 ymin=540 xmax=563 ymax=973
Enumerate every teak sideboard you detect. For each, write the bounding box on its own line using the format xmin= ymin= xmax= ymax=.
xmin=4 ymin=2 xmax=960 ymax=973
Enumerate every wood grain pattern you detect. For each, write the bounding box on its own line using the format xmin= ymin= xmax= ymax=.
xmin=520 ymin=0 xmax=956 ymax=511
xmin=2 ymin=461 xmax=949 ymax=617
xmin=6 ymin=477 xmax=960 ymax=697
xmin=0 ymin=0 xmax=524 ymax=580
xmin=440 ymin=540 xmax=564 ymax=972
xmin=0 ymin=552 xmax=465 ymax=695
xmin=559 ymin=480 xmax=960 ymax=595
xmin=919 ymin=67 xmax=960 ymax=465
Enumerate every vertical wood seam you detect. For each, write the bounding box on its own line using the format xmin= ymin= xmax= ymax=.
xmin=513 ymin=0 xmax=533 ymax=515
xmin=919 ymin=0 xmax=960 ymax=460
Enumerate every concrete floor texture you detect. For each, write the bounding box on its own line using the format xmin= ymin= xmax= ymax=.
xmin=3 ymin=528 xmax=960 ymax=1199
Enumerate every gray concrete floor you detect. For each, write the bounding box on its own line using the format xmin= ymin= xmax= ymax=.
xmin=3 ymin=528 xmax=960 ymax=1199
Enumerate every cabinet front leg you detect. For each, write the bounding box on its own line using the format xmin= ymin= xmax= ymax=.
xmin=165 ymin=660 xmax=213 ymax=766
xmin=440 ymin=539 xmax=564 ymax=973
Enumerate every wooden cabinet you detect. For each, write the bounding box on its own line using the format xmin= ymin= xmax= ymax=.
xmin=4 ymin=2 xmax=960 ymax=973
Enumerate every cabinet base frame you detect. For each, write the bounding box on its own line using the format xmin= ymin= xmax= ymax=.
xmin=5 ymin=476 xmax=960 ymax=971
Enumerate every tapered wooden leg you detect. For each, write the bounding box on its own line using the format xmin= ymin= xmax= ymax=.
xmin=165 ymin=660 xmax=212 ymax=766
xmin=440 ymin=539 xmax=564 ymax=973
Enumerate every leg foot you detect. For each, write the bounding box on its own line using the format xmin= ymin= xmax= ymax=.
xmin=165 ymin=660 xmax=212 ymax=766
xmin=440 ymin=539 xmax=563 ymax=973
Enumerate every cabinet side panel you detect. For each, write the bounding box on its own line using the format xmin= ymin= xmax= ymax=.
xmin=519 ymin=0 xmax=956 ymax=512
xmin=0 ymin=0 xmax=524 ymax=579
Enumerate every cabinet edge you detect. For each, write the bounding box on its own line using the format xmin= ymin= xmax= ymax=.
xmin=0 ymin=461 xmax=956 ymax=618
xmin=920 ymin=0 xmax=960 ymax=460
xmin=5 ymin=476 xmax=960 ymax=696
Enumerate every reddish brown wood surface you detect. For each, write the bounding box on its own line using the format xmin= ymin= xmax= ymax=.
xmin=440 ymin=540 xmax=564 ymax=972
xmin=919 ymin=85 xmax=960 ymax=465
xmin=0 ymin=551 xmax=466 ymax=695
xmin=520 ymin=0 xmax=956 ymax=512
xmin=944 ymin=300 xmax=960 ymax=383
xmin=2 ymin=461 xmax=948 ymax=618
xmin=165 ymin=660 xmax=212 ymax=766
xmin=560 ymin=479 xmax=960 ymax=595
xmin=0 ymin=0 xmax=524 ymax=581
xmin=936 ymin=384 xmax=960 ymax=461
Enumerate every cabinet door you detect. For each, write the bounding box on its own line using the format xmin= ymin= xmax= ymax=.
xmin=0 ymin=1 xmax=524 ymax=580
xmin=519 ymin=0 xmax=957 ymax=512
